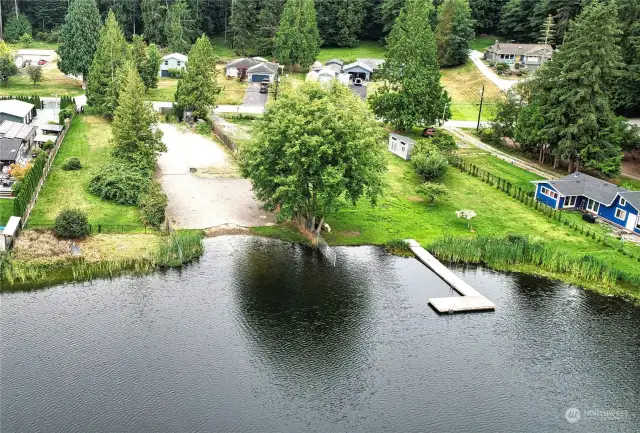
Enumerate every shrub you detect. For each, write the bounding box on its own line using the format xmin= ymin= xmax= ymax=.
xmin=88 ymin=162 xmax=147 ymax=205
xmin=195 ymin=121 xmax=211 ymax=135
xmin=9 ymin=162 xmax=32 ymax=180
xmin=11 ymin=180 xmax=22 ymax=195
xmin=496 ymin=63 xmax=508 ymax=74
xmin=42 ymin=140 xmax=55 ymax=151
xmin=138 ymin=181 xmax=168 ymax=228
xmin=431 ymin=130 xmax=457 ymax=155
xmin=58 ymin=106 xmax=74 ymax=125
xmin=411 ymin=150 xmax=449 ymax=180
xmin=62 ymin=157 xmax=82 ymax=171
xmin=4 ymin=14 xmax=32 ymax=43
xmin=167 ymin=68 xmax=182 ymax=78
xmin=384 ymin=239 xmax=413 ymax=257
xmin=53 ymin=209 xmax=90 ymax=239
xmin=19 ymin=33 xmax=33 ymax=47
xmin=416 ymin=181 xmax=449 ymax=203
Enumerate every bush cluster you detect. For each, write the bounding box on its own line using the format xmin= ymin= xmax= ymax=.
xmin=88 ymin=162 xmax=148 ymax=205
xmin=4 ymin=14 xmax=31 ymax=43
xmin=62 ymin=157 xmax=82 ymax=171
xmin=410 ymin=130 xmax=457 ymax=181
xmin=195 ymin=121 xmax=211 ymax=135
xmin=138 ymin=181 xmax=168 ymax=228
xmin=53 ymin=209 xmax=90 ymax=239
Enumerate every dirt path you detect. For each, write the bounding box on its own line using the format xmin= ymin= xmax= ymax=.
xmin=157 ymin=123 xmax=275 ymax=229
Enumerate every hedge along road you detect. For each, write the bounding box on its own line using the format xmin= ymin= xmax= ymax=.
xmin=156 ymin=124 xmax=275 ymax=229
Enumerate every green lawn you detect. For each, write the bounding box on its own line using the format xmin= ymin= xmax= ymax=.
xmin=441 ymin=61 xmax=501 ymax=121
xmin=460 ymin=153 xmax=544 ymax=193
xmin=28 ymin=115 xmax=142 ymax=226
xmin=616 ymin=175 xmax=640 ymax=191
xmin=0 ymin=66 xmax=84 ymax=97
xmin=0 ymin=199 xmax=14 ymax=226
xmin=146 ymin=76 xmax=247 ymax=105
xmin=317 ymin=41 xmax=386 ymax=63
xmin=7 ymin=41 xmax=58 ymax=52
xmin=145 ymin=77 xmax=178 ymax=101
xmin=470 ymin=35 xmax=502 ymax=52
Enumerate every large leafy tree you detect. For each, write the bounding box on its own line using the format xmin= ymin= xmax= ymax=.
xmin=0 ymin=40 xmax=18 ymax=87
xmin=370 ymin=0 xmax=450 ymax=131
xmin=274 ymin=0 xmax=321 ymax=69
xmin=164 ymin=0 xmax=195 ymax=54
xmin=240 ymin=82 xmax=387 ymax=235
xmin=86 ymin=10 xmax=131 ymax=116
xmin=316 ymin=0 xmax=367 ymax=47
xmin=111 ymin=64 xmax=166 ymax=173
xmin=520 ymin=1 xmax=623 ymax=175
xmin=255 ymin=0 xmax=285 ymax=56
xmin=230 ymin=0 xmax=260 ymax=55
xmin=435 ymin=0 xmax=474 ymax=67
xmin=175 ymin=34 xmax=221 ymax=121
xmin=141 ymin=0 xmax=166 ymax=45
xmin=58 ymin=0 xmax=102 ymax=86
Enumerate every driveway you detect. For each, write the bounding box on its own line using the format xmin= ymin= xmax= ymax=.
xmin=157 ymin=123 xmax=275 ymax=229
xmin=469 ymin=50 xmax=518 ymax=92
xmin=242 ymin=82 xmax=269 ymax=107
xmin=350 ymin=84 xmax=367 ymax=100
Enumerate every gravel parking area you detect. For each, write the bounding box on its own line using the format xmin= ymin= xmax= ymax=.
xmin=157 ymin=123 xmax=275 ymax=229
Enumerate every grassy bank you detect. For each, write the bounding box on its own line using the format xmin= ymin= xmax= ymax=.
xmin=28 ymin=115 xmax=142 ymax=226
xmin=0 ymin=200 xmax=13 ymax=226
xmin=317 ymin=41 xmax=385 ymax=63
xmin=0 ymin=66 xmax=84 ymax=97
xmin=1 ymin=229 xmax=204 ymax=289
xmin=145 ymin=76 xmax=247 ymax=105
xmin=441 ymin=61 xmax=501 ymax=121
xmin=459 ymin=153 xmax=544 ymax=193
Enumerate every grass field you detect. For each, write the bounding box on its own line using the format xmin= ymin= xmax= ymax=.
xmin=145 ymin=76 xmax=247 ymax=104
xmin=0 ymin=199 xmax=14 ymax=226
xmin=470 ymin=35 xmax=502 ymax=52
xmin=7 ymin=41 xmax=58 ymax=52
xmin=145 ymin=77 xmax=178 ymax=101
xmin=0 ymin=65 xmax=84 ymax=97
xmin=211 ymin=36 xmax=235 ymax=62
xmin=441 ymin=61 xmax=501 ymax=121
xmin=317 ymin=41 xmax=386 ymax=63
xmin=28 ymin=115 xmax=142 ymax=226
xmin=459 ymin=153 xmax=544 ymax=193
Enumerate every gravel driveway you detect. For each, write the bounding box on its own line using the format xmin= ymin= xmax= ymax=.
xmin=242 ymin=82 xmax=269 ymax=106
xmin=157 ymin=123 xmax=275 ymax=229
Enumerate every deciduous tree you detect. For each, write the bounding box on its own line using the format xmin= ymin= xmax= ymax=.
xmin=0 ymin=40 xmax=18 ymax=87
xmin=58 ymin=0 xmax=102 ymax=86
xmin=369 ymin=0 xmax=450 ymax=131
xmin=240 ymin=82 xmax=387 ymax=235
xmin=435 ymin=0 xmax=474 ymax=67
xmin=274 ymin=0 xmax=321 ymax=69
xmin=4 ymin=12 xmax=31 ymax=42
xmin=27 ymin=65 xmax=42 ymax=85
xmin=174 ymin=34 xmax=221 ymax=121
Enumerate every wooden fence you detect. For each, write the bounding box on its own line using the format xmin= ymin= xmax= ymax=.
xmin=19 ymin=119 xmax=71 ymax=228
xmin=211 ymin=122 xmax=239 ymax=157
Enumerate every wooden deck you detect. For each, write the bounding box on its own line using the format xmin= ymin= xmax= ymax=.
xmin=406 ymin=239 xmax=496 ymax=313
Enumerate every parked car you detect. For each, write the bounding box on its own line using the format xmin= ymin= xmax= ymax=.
xmin=353 ymin=78 xmax=363 ymax=86
xmin=260 ymin=79 xmax=269 ymax=94
xmin=37 ymin=59 xmax=47 ymax=66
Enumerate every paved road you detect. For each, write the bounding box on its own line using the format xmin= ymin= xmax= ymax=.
xmin=242 ymin=82 xmax=269 ymax=106
xmin=443 ymin=120 xmax=491 ymax=129
xmin=469 ymin=50 xmax=518 ymax=92
xmin=157 ymin=123 xmax=275 ymax=229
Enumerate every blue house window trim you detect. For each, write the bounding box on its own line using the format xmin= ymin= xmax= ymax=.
xmin=564 ymin=196 xmax=576 ymax=207
xmin=620 ymin=197 xmax=627 ymax=206
xmin=614 ymin=208 xmax=627 ymax=221
xmin=540 ymin=186 xmax=558 ymax=200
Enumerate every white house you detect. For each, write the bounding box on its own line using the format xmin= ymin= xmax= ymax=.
xmin=306 ymin=67 xmax=350 ymax=86
xmin=225 ymin=57 xmax=280 ymax=82
xmin=159 ymin=53 xmax=188 ymax=77
xmin=388 ymin=133 xmax=416 ymax=160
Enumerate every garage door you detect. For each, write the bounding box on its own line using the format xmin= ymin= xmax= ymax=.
xmin=160 ymin=69 xmax=171 ymax=77
xmin=251 ymin=74 xmax=269 ymax=82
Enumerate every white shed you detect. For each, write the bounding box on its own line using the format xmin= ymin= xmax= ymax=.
xmin=388 ymin=133 xmax=416 ymax=160
xmin=0 ymin=216 xmax=21 ymax=252
xmin=159 ymin=53 xmax=188 ymax=77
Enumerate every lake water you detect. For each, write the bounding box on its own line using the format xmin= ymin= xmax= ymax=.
xmin=1 ymin=236 xmax=639 ymax=432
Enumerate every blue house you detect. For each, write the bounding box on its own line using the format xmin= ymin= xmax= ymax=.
xmin=532 ymin=172 xmax=640 ymax=235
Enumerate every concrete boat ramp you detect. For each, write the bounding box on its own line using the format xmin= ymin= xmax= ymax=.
xmin=406 ymin=239 xmax=495 ymax=314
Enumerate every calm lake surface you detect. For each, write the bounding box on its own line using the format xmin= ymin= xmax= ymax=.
xmin=1 ymin=236 xmax=639 ymax=433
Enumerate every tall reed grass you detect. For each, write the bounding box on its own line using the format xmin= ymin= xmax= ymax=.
xmin=429 ymin=234 xmax=640 ymax=288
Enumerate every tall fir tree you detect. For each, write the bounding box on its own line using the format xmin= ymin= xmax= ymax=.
xmin=111 ymin=64 xmax=165 ymax=173
xmin=369 ymin=0 xmax=450 ymax=130
xmin=316 ymin=0 xmax=367 ymax=47
xmin=523 ymin=1 xmax=623 ymax=175
xmin=141 ymin=0 xmax=166 ymax=45
xmin=434 ymin=0 xmax=474 ymax=67
xmin=131 ymin=34 xmax=161 ymax=89
xmin=255 ymin=0 xmax=285 ymax=56
xmin=175 ymin=34 xmax=221 ymax=121
xmin=613 ymin=0 xmax=640 ymax=115
xmin=230 ymin=0 xmax=260 ymax=55
xmin=538 ymin=14 xmax=555 ymax=45
xmin=58 ymin=0 xmax=102 ymax=86
xmin=101 ymin=0 xmax=139 ymax=38
xmin=379 ymin=0 xmax=404 ymax=35
xmin=274 ymin=0 xmax=321 ymax=69
xmin=468 ymin=0 xmax=506 ymax=33
xmin=499 ymin=0 xmax=541 ymax=42
xmin=164 ymin=0 xmax=195 ymax=54
xmin=86 ymin=10 xmax=131 ymax=116
xmin=546 ymin=0 xmax=582 ymax=43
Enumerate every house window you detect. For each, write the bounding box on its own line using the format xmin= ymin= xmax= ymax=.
xmin=586 ymin=199 xmax=600 ymax=214
xmin=177 ymin=61 xmax=181 ymax=66
xmin=164 ymin=60 xmax=168 ymax=66
xmin=619 ymin=197 xmax=627 ymax=206
xmin=540 ymin=186 xmax=558 ymax=200
xmin=615 ymin=208 xmax=627 ymax=221
xmin=564 ymin=196 xmax=576 ymax=207
xmin=636 ymin=216 xmax=640 ymax=231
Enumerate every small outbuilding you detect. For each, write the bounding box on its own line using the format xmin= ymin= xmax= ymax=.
xmin=0 ymin=99 xmax=35 ymax=124
xmin=40 ymin=124 xmax=64 ymax=135
xmin=0 ymin=121 xmax=37 ymax=147
xmin=0 ymin=216 xmax=21 ymax=252
xmin=388 ymin=133 xmax=416 ymax=160
xmin=159 ymin=53 xmax=188 ymax=77
xmin=343 ymin=60 xmax=374 ymax=81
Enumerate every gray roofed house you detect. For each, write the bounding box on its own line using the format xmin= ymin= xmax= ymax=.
xmin=532 ymin=172 xmax=640 ymax=235
xmin=225 ymin=57 xmax=280 ymax=82
xmin=343 ymin=60 xmax=374 ymax=81
xmin=0 ymin=138 xmax=25 ymax=163
xmin=247 ymin=62 xmax=279 ymax=75
xmin=357 ymin=58 xmax=385 ymax=71
xmin=484 ymin=42 xmax=553 ymax=71
xmin=325 ymin=59 xmax=344 ymax=67
xmin=0 ymin=99 xmax=35 ymax=124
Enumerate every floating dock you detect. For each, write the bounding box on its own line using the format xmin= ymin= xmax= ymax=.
xmin=405 ymin=239 xmax=495 ymax=313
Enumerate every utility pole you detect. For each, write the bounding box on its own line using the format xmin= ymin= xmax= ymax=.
xmin=440 ymin=102 xmax=448 ymax=126
xmin=476 ymin=85 xmax=485 ymax=132
xmin=0 ymin=0 xmax=3 ymax=40
xmin=274 ymin=66 xmax=282 ymax=100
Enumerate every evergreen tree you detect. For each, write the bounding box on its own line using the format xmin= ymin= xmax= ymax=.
xmin=255 ymin=0 xmax=285 ymax=56
xmin=546 ymin=0 xmax=581 ymax=43
xmin=524 ymin=1 xmax=623 ymax=175
xmin=175 ymin=34 xmax=221 ymax=121
xmin=111 ymin=64 xmax=165 ymax=173
xmin=274 ymin=0 xmax=321 ymax=69
xmin=361 ymin=0 xmax=384 ymax=41
xmin=131 ymin=34 xmax=160 ymax=89
xmin=4 ymin=12 xmax=31 ymax=42
xmin=468 ymin=0 xmax=506 ymax=33
xmin=316 ymin=0 xmax=367 ymax=47
xmin=187 ymin=0 xmax=205 ymax=36
xmin=379 ymin=0 xmax=404 ymax=35
xmin=230 ymin=0 xmax=260 ymax=55
xmin=0 ymin=40 xmax=18 ymax=87
xmin=369 ymin=0 xmax=450 ymax=131
xmin=164 ymin=0 xmax=195 ymax=54
xmin=613 ymin=0 xmax=640 ymax=115
xmin=58 ymin=0 xmax=102 ymax=86
xmin=538 ymin=14 xmax=555 ymax=45
xmin=141 ymin=0 xmax=166 ymax=45
xmin=87 ymin=10 xmax=131 ymax=116
xmin=24 ymin=0 xmax=68 ymax=31
xmin=499 ymin=0 xmax=540 ymax=42
xmin=435 ymin=0 xmax=474 ymax=67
